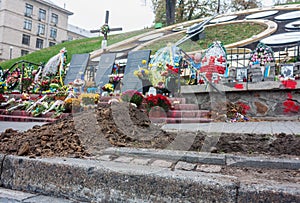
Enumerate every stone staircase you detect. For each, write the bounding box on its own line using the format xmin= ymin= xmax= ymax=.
xmin=0 ymin=96 xmax=212 ymax=124
xmin=149 ymin=97 xmax=213 ymax=124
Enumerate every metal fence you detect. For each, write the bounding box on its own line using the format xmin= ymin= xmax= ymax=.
xmin=226 ymin=44 xmax=300 ymax=69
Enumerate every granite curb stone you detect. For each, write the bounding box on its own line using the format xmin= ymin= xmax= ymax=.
xmin=1 ymin=154 xmax=238 ymax=202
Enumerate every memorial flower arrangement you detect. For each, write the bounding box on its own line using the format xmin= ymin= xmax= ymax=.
xmin=112 ymin=75 xmax=123 ymax=82
xmin=64 ymin=98 xmax=81 ymax=112
xmin=249 ymin=43 xmax=274 ymax=66
xmin=145 ymin=94 xmax=172 ymax=112
xmin=79 ymin=93 xmax=99 ymax=106
xmin=161 ymin=64 xmax=180 ymax=78
xmin=121 ymin=90 xmax=144 ymax=107
xmin=134 ymin=68 xmax=150 ymax=80
xmin=101 ymin=83 xmax=114 ymax=93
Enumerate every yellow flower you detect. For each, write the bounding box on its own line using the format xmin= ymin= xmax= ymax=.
xmin=142 ymin=60 xmax=147 ymax=65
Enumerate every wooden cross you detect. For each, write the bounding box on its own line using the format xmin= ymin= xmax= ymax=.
xmin=90 ymin=11 xmax=122 ymax=49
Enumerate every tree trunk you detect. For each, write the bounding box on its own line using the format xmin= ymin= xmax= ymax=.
xmin=166 ymin=0 xmax=176 ymax=25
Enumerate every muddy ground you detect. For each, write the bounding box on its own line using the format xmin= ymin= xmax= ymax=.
xmin=0 ymin=103 xmax=299 ymax=184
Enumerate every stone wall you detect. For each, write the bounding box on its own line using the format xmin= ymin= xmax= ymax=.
xmin=181 ymin=81 xmax=300 ymax=118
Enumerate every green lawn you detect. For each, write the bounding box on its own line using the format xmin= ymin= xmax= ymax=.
xmin=0 ymin=22 xmax=266 ymax=69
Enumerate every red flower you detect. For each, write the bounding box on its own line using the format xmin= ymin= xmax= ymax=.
xmin=281 ymin=80 xmax=297 ymax=89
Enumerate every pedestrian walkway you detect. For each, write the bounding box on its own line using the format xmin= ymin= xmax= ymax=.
xmin=1 ymin=121 xmax=300 ymax=135
xmin=0 ymin=187 xmax=75 ymax=203
xmin=0 ymin=121 xmax=45 ymax=132
xmin=162 ymin=121 xmax=300 ymax=135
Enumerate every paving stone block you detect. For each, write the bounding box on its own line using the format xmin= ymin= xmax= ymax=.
xmin=196 ymin=164 xmax=222 ymax=173
xmin=131 ymin=158 xmax=152 ymax=165
xmin=151 ymin=160 xmax=173 ymax=168
xmin=175 ymin=161 xmax=196 ymax=171
xmin=0 ymin=188 xmax=37 ymax=202
xmin=96 ymin=155 xmax=113 ymax=161
xmin=113 ymin=156 xmax=133 ymax=163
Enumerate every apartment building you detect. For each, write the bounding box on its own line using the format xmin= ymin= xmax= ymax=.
xmin=0 ymin=0 xmax=73 ymax=61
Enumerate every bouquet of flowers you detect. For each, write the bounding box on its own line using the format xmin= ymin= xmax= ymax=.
xmin=145 ymin=94 xmax=172 ymax=112
xmin=39 ymin=79 xmax=50 ymax=91
xmin=161 ymin=64 xmax=180 ymax=78
xmin=101 ymin=83 xmax=114 ymax=93
xmin=134 ymin=68 xmax=150 ymax=80
xmin=121 ymin=90 xmax=144 ymax=107
xmin=79 ymin=93 xmax=99 ymax=106
xmin=112 ymin=75 xmax=123 ymax=82
xmin=22 ymin=77 xmax=33 ymax=92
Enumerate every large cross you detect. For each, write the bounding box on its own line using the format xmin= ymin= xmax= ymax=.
xmin=90 ymin=11 xmax=122 ymax=50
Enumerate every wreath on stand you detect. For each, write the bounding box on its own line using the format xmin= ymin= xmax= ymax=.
xmin=100 ymin=24 xmax=110 ymax=35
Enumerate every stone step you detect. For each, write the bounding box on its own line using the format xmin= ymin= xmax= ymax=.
xmin=149 ymin=117 xmax=213 ymax=124
xmin=167 ymin=97 xmax=186 ymax=104
xmin=167 ymin=110 xmax=210 ymax=118
xmin=173 ymin=104 xmax=200 ymax=110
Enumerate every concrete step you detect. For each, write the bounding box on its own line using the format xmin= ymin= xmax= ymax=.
xmin=173 ymin=104 xmax=200 ymax=110
xmin=167 ymin=110 xmax=210 ymax=118
xmin=168 ymin=97 xmax=186 ymax=104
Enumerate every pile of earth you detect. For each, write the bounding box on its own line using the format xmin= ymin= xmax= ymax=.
xmin=0 ymin=102 xmax=300 ymax=158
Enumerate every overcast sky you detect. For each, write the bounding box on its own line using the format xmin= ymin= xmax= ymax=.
xmin=51 ymin=0 xmax=155 ymax=32
xmin=51 ymin=0 xmax=275 ymax=33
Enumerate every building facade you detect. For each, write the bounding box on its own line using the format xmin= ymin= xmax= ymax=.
xmin=0 ymin=0 xmax=73 ymax=61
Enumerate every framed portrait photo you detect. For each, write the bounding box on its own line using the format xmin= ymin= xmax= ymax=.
xmin=281 ymin=64 xmax=294 ymax=79
xmin=236 ymin=68 xmax=248 ymax=81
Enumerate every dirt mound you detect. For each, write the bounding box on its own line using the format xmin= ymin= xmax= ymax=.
xmin=0 ymin=102 xmax=300 ymax=158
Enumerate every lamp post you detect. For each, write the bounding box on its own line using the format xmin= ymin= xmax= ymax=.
xmin=9 ymin=46 xmax=13 ymax=60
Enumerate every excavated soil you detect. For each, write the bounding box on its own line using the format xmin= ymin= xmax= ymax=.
xmin=1 ymin=102 xmax=300 ymax=158
xmin=0 ymin=103 xmax=299 ymax=184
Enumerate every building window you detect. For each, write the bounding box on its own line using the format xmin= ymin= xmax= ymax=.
xmin=37 ymin=23 xmax=45 ymax=35
xmin=39 ymin=9 xmax=46 ymax=21
xmin=22 ymin=34 xmax=30 ymax=45
xmin=36 ymin=38 xmax=43 ymax=49
xmin=49 ymin=42 xmax=56 ymax=47
xmin=24 ymin=19 xmax=32 ymax=30
xmin=51 ymin=13 xmax=58 ymax=24
xmin=21 ymin=50 xmax=29 ymax=56
xmin=25 ymin=4 xmax=33 ymax=17
xmin=50 ymin=28 xmax=57 ymax=39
